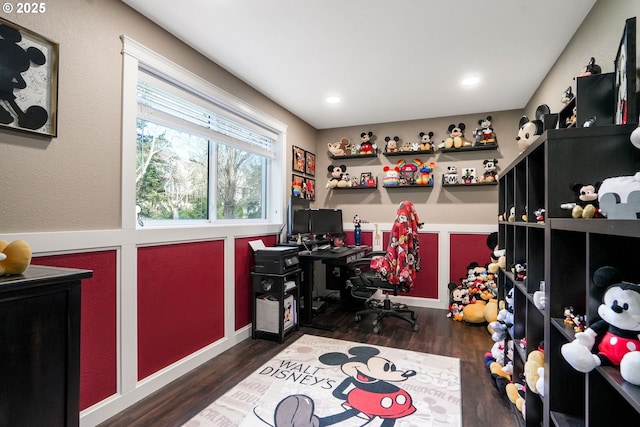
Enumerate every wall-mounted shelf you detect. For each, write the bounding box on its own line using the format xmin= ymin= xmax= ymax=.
xmin=442 ymin=180 xmax=498 ymax=188
xmin=383 ymin=183 xmax=433 ymax=189
xmin=383 ymin=150 xmax=434 ymax=157
xmin=332 ymin=178 xmax=378 ymax=190
xmin=329 ymin=151 xmax=378 ymax=160
xmin=440 ymin=143 xmax=498 ymax=153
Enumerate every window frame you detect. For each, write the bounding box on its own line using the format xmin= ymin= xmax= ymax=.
xmin=121 ymin=36 xmax=287 ymax=230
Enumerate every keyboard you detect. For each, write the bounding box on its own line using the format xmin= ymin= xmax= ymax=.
xmin=331 ymin=246 xmax=349 ymax=253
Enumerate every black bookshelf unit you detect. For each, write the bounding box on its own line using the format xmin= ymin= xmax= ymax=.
xmin=498 ymin=124 xmax=640 ymax=426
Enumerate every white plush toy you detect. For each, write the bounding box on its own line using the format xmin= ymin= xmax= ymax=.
xmin=598 ymin=172 xmax=640 ymax=219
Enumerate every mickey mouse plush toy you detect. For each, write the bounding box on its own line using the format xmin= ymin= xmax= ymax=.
xmin=561 ymin=266 xmax=640 ymax=386
xmin=384 ymin=136 xmax=399 ymax=153
xmin=443 ymin=123 xmax=468 ymax=149
xmin=326 ymin=164 xmax=346 ymax=188
xmin=418 ymin=131 xmax=435 ymax=151
xmin=360 ymin=131 xmax=375 ymax=154
xmin=476 ymin=116 xmax=497 ymax=144
xmin=561 ymin=182 xmax=602 ymax=218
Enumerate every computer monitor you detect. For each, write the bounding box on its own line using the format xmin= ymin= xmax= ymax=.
xmin=309 ymin=209 xmax=344 ymax=237
xmin=291 ymin=209 xmax=311 ymax=235
xmin=287 ymin=196 xmax=310 ymax=237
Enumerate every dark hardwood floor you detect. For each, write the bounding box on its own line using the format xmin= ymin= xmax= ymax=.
xmin=98 ymin=303 xmax=520 ymax=427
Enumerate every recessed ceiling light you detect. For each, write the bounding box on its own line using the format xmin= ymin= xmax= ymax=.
xmin=461 ymin=76 xmax=481 ymax=86
xmin=326 ymin=96 xmax=341 ymax=104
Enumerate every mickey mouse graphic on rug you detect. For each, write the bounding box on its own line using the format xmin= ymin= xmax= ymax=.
xmin=273 ymin=346 xmax=416 ymax=427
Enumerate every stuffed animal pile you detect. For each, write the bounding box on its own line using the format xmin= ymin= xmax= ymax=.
xmin=483 ymin=336 xmax=545 ymax=421
xmin=488 ymin=286 xmax=514 ymax=342
xmin=447 ymin=261 xmax=499 ymax=322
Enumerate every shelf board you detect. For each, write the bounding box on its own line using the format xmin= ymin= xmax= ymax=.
xmin=333 ymin=185 xmax=378 ymax=190
xmin=498 ymin=220 xmax=546 ymax=228
xmin=513 ymin=338 xmax=526 ymax=362
xmin=440 ymin=143 xmax=498 ymax=153
xmin=383 ymin=184 xmax=433 ymax=188
xmin=329 ymin=152 xmax=377 ymax=160
xmin=442 ymin=181 xmax=498 ymax=187
xmin=550 ymin=411 xmax=585 ymax=427
xmin=551 ymin=317 xmax=577 ymax=341
xmin=503 ymin=270 xmax=515 ymax=283
xmin=513 ymin=279 xmax=528 ymax=295
xmin=596 ymin=366 xmax=640 ymax=413
xmin=383 ymin=150 xmax=434 ymax=157
xmin=549 ymin=218 xmax=640 ymax=238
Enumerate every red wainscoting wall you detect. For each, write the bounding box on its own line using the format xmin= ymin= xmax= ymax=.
xmin=381 ymin=231 xmax=439 ymax=299
xmin=449 ymin=233 xmax=491 ymax=284
xmin=234 ymin=234 xmax=278 ymax=330
xmin=32 ymin=251 xmax=118 ymax=411
xmin=137 ymin=240 xmax=224 ymax=380
xmin=344 ymin=229 xmax=373 ymax=247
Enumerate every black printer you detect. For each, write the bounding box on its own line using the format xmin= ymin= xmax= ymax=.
xmin=254 ymin=247 xmax=300 ymax=275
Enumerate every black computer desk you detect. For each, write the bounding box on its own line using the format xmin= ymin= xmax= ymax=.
xmin=297 ymin=246 xmax=370 ymax=330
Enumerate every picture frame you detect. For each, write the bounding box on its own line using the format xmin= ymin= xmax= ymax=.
xmin=0 ymin=18 xmax=59 ymax=137
xmin=304 ymin=178 xmax=315 ymax=201
xmin=461 ymin=167 xmax=476 ymax=184
xmin=360 ymin=172 xmax=374 ymax=187
xmin=292 ymin=146 xmax=306 ymax=173
xmin=614 ymin=17 xmax=637 ymax=125
xmin=305 ymin=151 xmax=315 ymax=176
xmin=291 ymin=175 xmax=305 ymax=199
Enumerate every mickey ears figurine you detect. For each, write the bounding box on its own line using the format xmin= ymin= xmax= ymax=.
xmin=575 ymin=57 xmax=601 ymax=79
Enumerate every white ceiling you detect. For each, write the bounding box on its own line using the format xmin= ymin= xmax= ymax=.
xmin=122 ymin=0 xmax=597 ymax=129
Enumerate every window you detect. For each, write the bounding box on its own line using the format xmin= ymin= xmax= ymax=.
xmin=122 ymin=36 xmax=286 ymax=228
xmin=135 ymin=71 xmax=276 ymax=224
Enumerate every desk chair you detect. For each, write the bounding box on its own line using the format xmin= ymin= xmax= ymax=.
xmin=346 ymin=200 xmax=421 ymax=334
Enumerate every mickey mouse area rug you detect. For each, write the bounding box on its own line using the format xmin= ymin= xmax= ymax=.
xmin=184 ymin=334 xmax=461 ymax=427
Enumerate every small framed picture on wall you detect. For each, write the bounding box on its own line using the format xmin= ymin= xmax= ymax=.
xmin=292 ymin=175 xmax=305 ymax=199
xmin=305 ymin=151 xmax=315 ymax=176
xmin=304 ymin=178 xmax=315 ymax=201
xmin=293 ymin=146 xmax=306 ymax=174
xmin=360 ymin=172 xmax=375 ymax=187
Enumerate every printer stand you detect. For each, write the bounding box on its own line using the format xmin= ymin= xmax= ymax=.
xmin=251 ymin=269 xmax=300 ymax=343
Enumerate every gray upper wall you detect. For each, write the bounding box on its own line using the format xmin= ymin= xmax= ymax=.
xmin=0 ymin=0 xmax=636 ymax=232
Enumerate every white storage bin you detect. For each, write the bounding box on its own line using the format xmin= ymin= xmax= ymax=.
xmin=255 ymin=294 xmax=295 ymax=333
